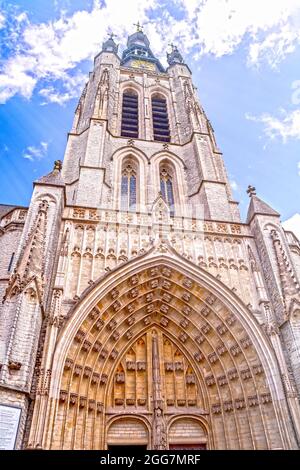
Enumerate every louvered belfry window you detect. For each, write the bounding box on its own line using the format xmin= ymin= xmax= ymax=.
xmin=121 ymin=163 xmax=137 ymax=211
xmin=121 ymin=91 xmax=139 ymax=138
xmin=152 ymin=95 xmax=170 ymax=142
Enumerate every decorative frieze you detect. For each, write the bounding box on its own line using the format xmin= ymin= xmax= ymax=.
xmin=205 ymin=375 xmax=215 ymax=386
xmin=180 ymin=318 xmax=189 ymax=328
xmin=83 ymin=366 xmax=92 ymax=378
xmin=165 ymin=362 xmax=174 ymax=371
xmin=126 ymin=361 xmax=136 ymax=371
xmin=253 ymin=364 xmax=263 ymax=375
xmin=182 ymin=292 xmax=191 ymax=302
xmin=126 ymin=330 xmax=133 ymax=340
xmin=212 ymin=403 xmax=222 ymax=414
xmin=230 ymin=344 xmax=241 ymax=356
xmin=127 ymin=316 xmax=136 ymax=326
xmin=216 ymin=324 xmax=228 ymax=335
xmin=95 ymin=319 xmax=104 ymax=330
xmin=241 ymin=336 xmax=252 ymax=349
xmin=74 ymin=365 xmax=82 ymax=376
xmin=195 ymin=334 xmax=205 ymax=345
xmin=201 ymin=323 xmax=211 ymax=334
xmin=59 ymin=390 xmax=68 ymax=403
xmin=70 ymin=393 xmax=78 ymax=405
xmin=64 ymin=358 xmax=74 ymax=370
xmin=160 ymin=304 xmax=169 ymax=314
xmin=100 ymin=374 xmax=108 ymax=385
xmin=182 ymin=278 xmax=194 ymax=289
xmin=182 ymin=305 xmax=191 ymax=316
xmin=186 ymin=374 xmax=196 ymax=384
xmin=261 ymin=392 xmax=272 ymax=404
xmin=201 ymin=306 xmax=210 ymax=317
xmin=75 ymin=329 xmax=85 ymax=342
xmin=226 ymin=315 xmax=236 ymax=326
xmin=92 ymin=340 xmax=102 ymax=352
xmin=235 ymin=398 xmax=245 ymax=410
xmin=228 ymin=368 xmax=238 ymax=380
xmin=162 ymin=293 xmax=172 ymax=303
xmin=137 ymin=361 xmax=146 ymax=371
xmin=107 ymin=319 xmax=117 ymax=330
xmin=248 ymin=395 xmax=259 ymax=407
xmin=179 ymin=332 xmax=188 ymax=343
xmin=91 ymin=373 xmax=100 ymax=384
xmin=110 ymin=349 xmax=119 ymax=360
xmin=82 ymin=340 xmax=92 ymax=352
xmin=194 ymin=351 xmax=204 ymax=362
xmin=241 ymin=368 xmax=251 ymax=380
xmin=218 ymin=375 xmax=228 ymax=387
xmin=162 ymin=280 xmax=171 ymax=290
xmin=208 ymin=352 xmax=218 ymax=364
xmin=223 ymin=400 xmax=233 ymax=412
xmin=160 ymin=317 xmax=169 ymax=327
xmin=216 ymin=343 xmax=226 ymax=356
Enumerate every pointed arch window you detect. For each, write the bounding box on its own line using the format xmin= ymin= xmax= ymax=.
xmin=160 ymin=167 xmax=174 ymax=216
xmin=121 ymin=90 xmax=139 ymax=138
xmin=121 ymin=162 xmax=137 ymax=211
xmin=152 ymin=95 xmax=170 ymax=142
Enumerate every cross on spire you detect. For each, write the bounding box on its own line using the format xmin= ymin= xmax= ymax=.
xmin=134 ymin=21 xmax=143 ymax=32
xmin=247 ymin=185 xmax=256 ymax=197
xmin=108 ymin=31 xmax=116 ymax=40
xmin=168 ymin=43 xmax=177 ymax=52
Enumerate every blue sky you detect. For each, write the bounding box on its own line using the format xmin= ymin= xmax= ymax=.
xmin=0 ymin=0 xmax=300 ymax=234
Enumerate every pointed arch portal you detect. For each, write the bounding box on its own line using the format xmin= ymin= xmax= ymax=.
xmin=30 ymin=248 xmax=294 ymax=449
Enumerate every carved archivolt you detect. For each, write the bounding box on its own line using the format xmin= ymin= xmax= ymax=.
xmin=28 ymin=255 xmax=292 ymax=450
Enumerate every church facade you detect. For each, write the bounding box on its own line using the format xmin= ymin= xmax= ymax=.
xmin=1 ymin=28 xmax=300 ymax=450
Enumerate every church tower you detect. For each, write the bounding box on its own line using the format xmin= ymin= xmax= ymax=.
xmin=1 ymin=26 xmax=300 ymax=450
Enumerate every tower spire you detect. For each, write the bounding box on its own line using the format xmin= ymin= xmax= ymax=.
xmin=133 ymin=21 xmax=143 ymax=32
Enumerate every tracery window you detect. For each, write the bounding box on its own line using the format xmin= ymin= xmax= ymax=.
xmin=160 ymin=167 xmax=175 ymax=216
xmin=121 ymin=162 xmax=137 ymax=211
xmin=151 ymin=95 xmax=170 ymax=142
xmin=121 ymin=90 xmax=139 ymax=138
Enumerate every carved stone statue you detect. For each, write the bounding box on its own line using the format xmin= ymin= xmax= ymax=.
xmin=152 ymin=407 xmax=167 ymax=450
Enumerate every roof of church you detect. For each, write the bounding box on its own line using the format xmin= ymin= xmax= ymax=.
xmin=35 ymin=160 xmax=65 ymax=187
xmin=247 ymin=194 xmax=280 ymax=223
xmin=0 ymin=204 xmax=28 ymax=220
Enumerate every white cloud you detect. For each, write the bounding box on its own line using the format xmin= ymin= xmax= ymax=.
xmin=283 ymin=213 xmax=300 ymax=240
xmin=0 ymin=0 xmax=158 ymax=104
xmin=23 ymin=142 xmax=49 ymax=161
xmin=1 ymin=1 xmax=300 ymax=104
xmin=246 ymin=109 xmax=300 ymax=143
xmin=0 ymin=12 xmax=5 ymax=30
xmin=230 ymin=180 xmax=239 ymax=191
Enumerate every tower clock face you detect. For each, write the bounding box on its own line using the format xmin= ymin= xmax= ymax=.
xmin=131 ymin=59 xmax=156 ymax=71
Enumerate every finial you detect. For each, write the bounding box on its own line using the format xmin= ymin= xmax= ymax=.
xmin=108 ymin=31 xmax=116 ymax=40
xmin=247 ymin=185 xmax=256 ymax=197
xmin=133 ymin=21 xmax=143 ymax=32
xmin=168 ymin=42 xmax=177 ymax=52
xmin=54 ymin=160 xmax=62 ymax=172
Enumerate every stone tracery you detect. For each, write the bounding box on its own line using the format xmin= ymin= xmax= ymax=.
xmin=28 ymin=256 xmax=291 ymax=450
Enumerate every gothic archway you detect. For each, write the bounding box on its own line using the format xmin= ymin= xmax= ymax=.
xmin=28 ymin=246 xmax=295 ymax=449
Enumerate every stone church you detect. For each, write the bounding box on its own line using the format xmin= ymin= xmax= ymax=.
xmin=1 ymin=27 xmax=300 ymax=450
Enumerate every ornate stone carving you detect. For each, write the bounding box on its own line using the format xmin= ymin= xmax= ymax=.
xmin=235 ymin=398 xmax=245 ymax=410
xmin=223 ymin=400 xmax=233 ymax=412
xmin=228 ymin=368 xmax=238 ymax=380
xmin=208 ymin=352 xmax=218 ymax=364
xmin=205 ymin=375 xmax=215 ymax=386
xmin=179 ymin=333 xmax=188 ymax=343
xmin=212 ymin=403 xmax=222 ymax=414
xmin=241 ymin=368 xmax=251 ymax=380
